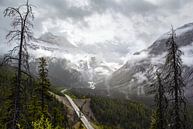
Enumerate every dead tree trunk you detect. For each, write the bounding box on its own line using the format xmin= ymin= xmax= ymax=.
xmin=3 ymin=1 xmax=34 ymax=128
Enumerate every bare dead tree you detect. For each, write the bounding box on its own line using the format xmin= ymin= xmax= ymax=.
xmin=3 ymin=0 xmax=34 ymax=128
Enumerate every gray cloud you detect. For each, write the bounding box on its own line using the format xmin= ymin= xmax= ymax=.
xmin=1 ymin=0 xmax=192 ymax=20
xmin=90 ymin=0 xmax=157 ymax=16
xmin=0 ymin=0 xmax=193 ymax=57
xmin=31 ymin=0 xmax=157 ymax=21
xmin=35 ymin=0 xmax=92 ymax=20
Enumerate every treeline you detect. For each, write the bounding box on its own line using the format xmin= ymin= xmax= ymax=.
xmin=90 ymin=96 xmax=151 ymax=129
xmin=69 ymin=89 xmax=152 ymax=129
xmin=0 ymin=64 xmax=69 ymax=128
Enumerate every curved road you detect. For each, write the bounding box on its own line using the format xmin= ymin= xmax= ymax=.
xmin=64 ymin=94 xmax=94 ymax=129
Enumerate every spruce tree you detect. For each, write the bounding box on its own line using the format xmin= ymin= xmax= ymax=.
xmin=163 ymin=28 xmax=187 ymax=129
xmin=150 ymin=71 xmax=168 ymax=129
xmin=38 ymin=57 xmax=50 ymax=114
xmin=149 ymin=111 xmax=158 ymax=129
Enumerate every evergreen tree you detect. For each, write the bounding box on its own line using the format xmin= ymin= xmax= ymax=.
xmin=163 ymin=28 xmax=187 ymax=129
xmin=150 ymin=71 xmax=168 ymax=129
xmin=38 ymin=57 xmax=50 ymax=114
xmin=32 ymin=115 xmax=60 ymax=129
xmin=149 ymin=111 xmax=158 ymax=129
xmin=28 ymin=93 xmax=42 ymax=121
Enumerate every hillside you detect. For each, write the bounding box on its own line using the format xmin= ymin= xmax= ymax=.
xmin=67 ymin=88 xmax=193 ymax=129
xmin=1 ymin=63 xmax=193 ymax=129
xmin=99 ymin=23 xmax=193 ymax=100
xmin=0 ymin=66 xmax=75 ymax=128
xmin=27 ymin=33 xmax=122 ymax=89
xmin=26 ymin=23 xmax=193 ymax=101
xmin=63 ymin=89 xmax=153 ymax=129
xmin=0 ymin=65 xmax=151 ymax=129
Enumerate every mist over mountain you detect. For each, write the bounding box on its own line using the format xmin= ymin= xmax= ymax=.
xmin=1 ymin=22 xmax=192 ymax=97
xmin=1 ymin=20 xmax=193 ymax=100
xmin=3 ymin=22 xmax=187 ymax=102
xmin=103 ymin=22 xmax=193 ymax=100
xmin=27 ymin=32 xmax=125 ymax=89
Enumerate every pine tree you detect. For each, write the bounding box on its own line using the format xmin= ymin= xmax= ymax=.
xmin=156 ymin=72 xmax=168 ymax=129
xmin=38 ymin=57 xmax=50 ymax=114
xmin=28 ymin=80 xmax=42 ymax=124
xmin=32 ymin=115 xmax=53 ymax=129
xmin=163 ymin=28 xmax=187 ymax=129
xmin=150 ymin=71 xmax=168 ymax=129
xmin=149 ymin=111 xmax=158 ymax=129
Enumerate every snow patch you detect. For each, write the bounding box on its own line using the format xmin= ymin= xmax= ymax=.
xmin=150 ymin=52 xmax=166 ymax=65
xmin=133 ymin=72 xmax=147 ymax=84
xmin=95 ymin=67 xmax=110 ymax=75
xmin=133 ymin=72 xmax=147 ymax=95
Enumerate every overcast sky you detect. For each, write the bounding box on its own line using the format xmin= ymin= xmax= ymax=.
xmin=0 ymin=0 xmax=193 ymax=56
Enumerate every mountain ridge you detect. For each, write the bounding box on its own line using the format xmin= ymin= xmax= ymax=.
xmin=105 ymin=22 xmax=193 ymax=100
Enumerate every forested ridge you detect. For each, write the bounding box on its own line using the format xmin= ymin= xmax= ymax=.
xmin=90 ymin=96 xmax=151 ymax=129
xmin=0 ymin=66 xmax=70 ymax=128
xmin=1 ymin=63 xmax=193 ymax=129
xmin=0 ymin=65 xmax=152 ymax=129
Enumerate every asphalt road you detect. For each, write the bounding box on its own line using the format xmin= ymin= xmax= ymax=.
xmin=65 ymin=94 xmax=94 ymax=129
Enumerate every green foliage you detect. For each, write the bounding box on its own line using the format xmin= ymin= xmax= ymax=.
xmin=0 ymin=67 xmax=17 ymax=128
xmin=37 ymin=57 xmax=51 ymax=113
xmin=90 ymin=96 xmax=151 ymax=129
xmin=149 ymin=111 xmax=158 ymax=129
xmin=150 ymin=72 xmax=168 ymax=129
xmin=17 ymin=123 xmax=24 ymax=129
xmin=94 ymin=123 xmax=120 ymax=129
xmin=32 ymin=115 xmax=59 ymax=129
xmin=0 ymin=66 xmax=69 ymax=128
xmin=63 ymin=90 xmax=78 ymax=99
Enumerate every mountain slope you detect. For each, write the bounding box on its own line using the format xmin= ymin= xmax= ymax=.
xmin=106 ymin=23 xmax=193 ymax=99
xmin=28 ymin=33 xmax=122 ymax=89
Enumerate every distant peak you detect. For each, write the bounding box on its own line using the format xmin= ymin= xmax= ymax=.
xmin=177 ymin=22 xmax=193 ymax=30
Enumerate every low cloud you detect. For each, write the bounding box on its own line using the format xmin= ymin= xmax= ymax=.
xmin=121 ymin=51 xmax=149 ymax=65
xmin=181 ymin=42 xmax=193 ymax=67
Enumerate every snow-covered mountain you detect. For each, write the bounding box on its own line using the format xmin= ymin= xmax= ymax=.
xmin=28 ymin=32 xmax=123 ymax=88
xmin=2 ymin=22 xmax=193 ymax=98
xmin=104 ymin=23 xmax=193 ymax=99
